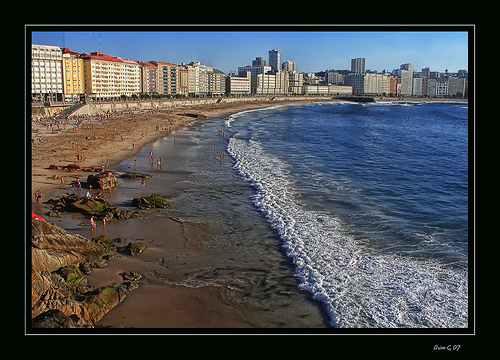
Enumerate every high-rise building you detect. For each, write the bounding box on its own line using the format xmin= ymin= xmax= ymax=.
xmin=31 ymin=44 xmax=63 ymax=102
xmin=350 ymin=58 xmax=365 ymax=74
xmin=399 ymin=63 xmax=414 ymax=96
xmin=269 ymin=49 xmax=280 ymax=72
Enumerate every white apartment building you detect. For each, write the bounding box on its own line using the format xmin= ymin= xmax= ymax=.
xmin=412 ymin=77 xmax=423 ymax=97
xmin=31 ymin=44 xmax=63 ymax=102
xmin=226 ymin=72 xmax=251 ymax=95
xmin=184 ymin=61 xmax=212 ymax=95
xmin=302 ymin=84 xmax=353 ymax=96
xmin=344 ymin=73 xmax=390 ymax=95
xmin=209 ymin=69 xmax=226 ymax=95
xmin=252 ymin=72 xmax=277 ymax=94
xmin=288 ymin=72 xmax=303 ymax=94
xmin=83 ymin=51 xmax=141 ymax=99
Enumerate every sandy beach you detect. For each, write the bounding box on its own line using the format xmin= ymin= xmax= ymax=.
xmin=30 ymin=96 xmax=343 ymax=329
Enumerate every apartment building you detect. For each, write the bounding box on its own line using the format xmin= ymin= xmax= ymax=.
xmin=152 ymin=61 xmax=179 ymax=95
xmin=31 ymin=44 xmax=63 ymax=102
xmin=61 ymin=48 xmax=85 ymax=101
xmin=138 ymin=61 xmax=158 ymax=94
xmin=427 ymin=78 xmax=449 ymax=97
xmin=209 ymin=69 xmax=226 ymax=95
xmin=344 ymin=73 xmax=391 ymax=95
xmin=302 ymin=84 xmax=353 ymax=96
xmin=183 ymin=61 xmax=212 ymax=95
xmin=448 ymin=76 xmax=466 ymax=97
xmin=82 ymin=51 xmax=141 ymax=99
xmin=288 ymin=72 xmax=303 ymax=94
xmin=226 ymin=72 xmax=251 ymax=95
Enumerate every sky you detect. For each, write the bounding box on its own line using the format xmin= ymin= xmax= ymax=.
xmin=30 ymin=29 xmax=469 ymax=74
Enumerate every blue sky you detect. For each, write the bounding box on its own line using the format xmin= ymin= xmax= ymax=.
xmin=31 ymin=30 xmax=469 ymax=74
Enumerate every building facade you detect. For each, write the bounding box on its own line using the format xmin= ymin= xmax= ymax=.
xmin=238 ymin=65 xmax=272 ymax=77
xmin=61 ymin=48 xmax=85 ymax=101
xmin=226 ymin=72 xmax=251 ymax=95
xmin=31 ymin=44 xmax=63 ymax=102
xmin=209 ymin=69 xmax=226 ymax=95
xmin=83 ymin=51 xmax=141 ymax=99
xmin=138 ymin=61 xmax=158 ymax=94
xmin=152 ymin=61 xmax=180 ymax=96
xmin=448 ymin=76 xmax=466 ymax=97
xmin=302 ymin=84 xmax=353 ymax=96
xmin=344 ymin=73 xmax=391 ymax=95
xmin=427 ymin=78 xmax=449 ymax=97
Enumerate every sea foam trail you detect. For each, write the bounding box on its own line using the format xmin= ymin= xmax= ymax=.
xmin=227 ymin=135 xmax=468 ymax=328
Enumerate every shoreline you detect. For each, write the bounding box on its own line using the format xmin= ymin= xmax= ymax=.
xmin=31 ymin=97 xmax=347 ymax=201
xmin=30 ymin=95 xmax=468 ymax=200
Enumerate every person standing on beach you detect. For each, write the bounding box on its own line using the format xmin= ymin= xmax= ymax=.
xmin=141 ymin=179 xmax=146 ymax=190
xmin=90 ymin=216 xmax=96 ymax=230
xmin=34 ymin=190 xmax=43 ymax=204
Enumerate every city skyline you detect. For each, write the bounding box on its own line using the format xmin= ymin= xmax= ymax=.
xmin=30 ymin=30 xmax=469 ymax=74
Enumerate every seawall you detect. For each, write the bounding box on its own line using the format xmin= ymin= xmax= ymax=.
xmin=32 ymin=95 xmax=339 ymax=118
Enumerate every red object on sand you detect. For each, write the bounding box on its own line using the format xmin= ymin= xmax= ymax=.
xmin=31 ymin=211 xmax=44 ymax=221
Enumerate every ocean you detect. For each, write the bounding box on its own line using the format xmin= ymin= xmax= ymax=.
xmin=119 ymin=101 xmax=469 ymax=328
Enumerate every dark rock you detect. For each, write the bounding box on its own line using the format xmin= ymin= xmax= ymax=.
xmin=127 ymin=242 xmax=147 ymax=256
xmin=121 ymin=271 xmax=142 ymax=281
xmin=131 ymin=193 xmax=170 ymax=210
xmin=32 ymin=309 xmax=77 ymax=328
xmin=47 ymin=193 xmax=139 ymax=221
xmin=116 ymin=281 xmax=139 ymax=293
xmin=121 ymin=172 xmax=153 ymax=180
xmin=82 ymin=286 xmax=126 ymax=324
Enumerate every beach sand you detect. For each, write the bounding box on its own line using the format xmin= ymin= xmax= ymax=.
xmin=30 ymin=97 xmax=340 ymax=329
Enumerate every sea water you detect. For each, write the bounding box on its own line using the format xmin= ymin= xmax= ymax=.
xmin=135 ymin=102 xmax=469 ymax=328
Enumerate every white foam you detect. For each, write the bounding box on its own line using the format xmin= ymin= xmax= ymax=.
xmin=227 ymin=136 xmax=468 ymax=328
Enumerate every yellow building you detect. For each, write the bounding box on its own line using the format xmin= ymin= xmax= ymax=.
xmin=62 ymin=48 xmax=85 ymax=101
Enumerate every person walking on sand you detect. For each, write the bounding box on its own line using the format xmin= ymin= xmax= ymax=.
xmin=34 ymin=190 xmax=43 ymax=204
xmin=90 ymin=216 xmax=96 ymax=230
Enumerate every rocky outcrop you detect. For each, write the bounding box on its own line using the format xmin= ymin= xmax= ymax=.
xmin=131 ymin=193 xmax=171 ymax=210
xmin=47 ymin=193 xmax=139 ymax=221
xmin=31 ymin=219 xmax=142 ymax=328
xmin=120 ymin=172 xmax=153 ymax=180
xmin=87 ymin=171 xmax=119 ymax=190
